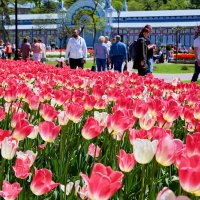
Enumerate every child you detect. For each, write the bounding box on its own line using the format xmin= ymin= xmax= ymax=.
xmin=56 ymin=57 xmax=64 ymax=68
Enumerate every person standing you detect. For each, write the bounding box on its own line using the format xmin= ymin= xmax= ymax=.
xmin=94 ymin=36 xmax=109 ymax=72
xmin=38 ymin=39 xmax=46 ymax=63
xmin=133 ymin=28 xmax=149 ymax=76
xmin=104 ymin=36 xmax=111 ymax=69
xmin=0 ymin=39 xmax=6 ymax=59
xmin=31 ymin=38 xmax=41 ymax=61
xmin=145 ymin=25 xmax=156 ymax=73
xmin=6 ymin=42 xmax=12 ymax=59
xmin=20 ymin=38 xmax=31 ymax=61
xmin=191 ymin=27 xmax=200 ymax=82
xmin=65 ymin=29 xmax=87 ymax=69
xmin=109 ymin=35 xmax=127 ymax=72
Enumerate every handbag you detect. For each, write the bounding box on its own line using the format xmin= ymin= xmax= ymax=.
xmin=91 ymin=59 xmax=97 ymax=72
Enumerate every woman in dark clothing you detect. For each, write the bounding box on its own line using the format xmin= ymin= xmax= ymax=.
xmin=133 ymin=28 xmax=149 ymax=76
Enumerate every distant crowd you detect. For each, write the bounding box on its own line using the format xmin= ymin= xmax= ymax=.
xmin=0 ymin=38 xmax=46 ymax=63
xmin=0 ymin=25 xmax=200 ymax=81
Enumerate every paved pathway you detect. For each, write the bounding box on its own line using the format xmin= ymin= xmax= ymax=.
xmin=126 ymin=61 xmax=193 ymax=83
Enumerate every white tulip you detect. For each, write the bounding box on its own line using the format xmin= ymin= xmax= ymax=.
xmin=1 ymin=137 xmax=18 ymax=160
xmin=133 ymin=139 xmax=158 ymax=164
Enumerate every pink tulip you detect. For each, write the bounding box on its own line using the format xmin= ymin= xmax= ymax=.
xmin=28 ymin=125 xmax=39 ymax=139
xmin=38 ymin=121 xmax=61 ymax=142
xmin=4 ymin=88 xmax=17 ymax=102
xmin=163 ymin=100 xmax=182 ymax=123
xmin=156 ymin=187 xmax=190 ymax=200
xmin=57 ymin=111 xmax=69 ymax=126
xmin=11 ymin=112 xmax=27 ymax=128
xmin=0 ymin=129 xmax=10 ymax=148
xmin=147 ymin=98 xmax=163 ymax=118
xmin=39 ymin=103 xmax=59 ymax=122
xmin=194 ymin=102 xmax=200 ymax=120
xmin=13 ymin=158 xmax=31 ymax=179
xmin=28 ymin=95 xmax=40 ymax=110
xmin=83 ymin=95 xmax=96 ymax=111
xmin=132 ymin=99 xmax=148 ymax=119
xmin=148 ymin=126 xmax=173 ymax=141
xmin=107 ymin=110 xmax=133 ymax=136
xmin=12 ymin=119 xmax=34 ymax=141
xmin=186 ymin=132 xmax=200 ymax=157
xmin=17 ymin=84 xmax=31 ymax=100
xmin=0 ymin=106 xmax=6 ymax=122
xmin=156 ymin=135 xmax=183 ymax=166
xmin=1 ymin=137 xmax=18 ymax=160
xmin=129 ymin=129 xmax=148 ymax=145
xmin=80 ymin=163 xmax=124 ymax=200
xmin=30 ymin=168 xmax=59 ymax=196
xmin=65 ymin=102 xmax=85 ymax=123
xmin=16 ymin=150 xmax=37 ymax=166
xmin=82 ymin=117 xmax=104 ymax=140
xmin=117 ymin=149 xmax=136 ymax=172
xmin=139 ymin=113 xmax=155 ymax=130
xmin=94 ymin=99 xmax=107 ymax=110
xmin=178 ymin=155 xmax=200 ymax=196
xmin=39 ymin=88 xmax=52 ymax=102
xmin=92 ymin=84 xmax=105 ymax=100
xmin=0 ymin=180 xmax=22 ymax=200
xmin=53 ymin=90 xmax=70 ymax=106
xmin=88 ymin=143 xmax=101 ymax=158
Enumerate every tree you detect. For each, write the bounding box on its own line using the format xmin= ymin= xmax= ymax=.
xmin=31 ymin=1 xmax=58 ymax=13
xmin=190 ymin=0 xmax=200 ymax=8
xmin=72 ymin=0 xmax=105 ymax=48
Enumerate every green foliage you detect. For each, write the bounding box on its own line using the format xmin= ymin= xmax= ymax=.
xmin=31 ymin=1 xmax=58 ymax=14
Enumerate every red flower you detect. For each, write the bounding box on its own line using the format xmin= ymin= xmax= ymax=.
xmin=83 ymin=95 xmax=96 ymax=111
xmin=0 ymin=180 xmax=22 ymax=200
xmin=39 ymin=121 xmax=61 ymax=143
xmin=30 ymin=168 xmax=59 ymax=196
xmin=39 ymin=103 xmax=59 ymax=122
xmin=12 ymin=119 xmax=34 ymax=141
xmin=82 ymin=117 xmax=104 ymax=140
xmin=117 ymin=149 xmax=136 ymax=172
xmin=13 ymin=158 xmax=31 ymax=179
xmin=80 ymin=163 xmax=124 ymax=200
xmin=178 ymin=155 xmax=200 ymax=196
xmin=186 ymin=132 xmax=200 ymax=157
xmin=65 ymin=102 xmax=85 ymax=123
xmin=0 ymin=106 xmax=6 ymax=122
xmin=107 ymin=110 xmax=133 ymax=135
xmin=0 ymin=129 xmax=10 ymax=148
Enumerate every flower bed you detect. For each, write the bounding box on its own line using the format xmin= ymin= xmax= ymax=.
xmin=173 ymin=53 xmax=195 ymax=60
xmin=0 ymin=59 xmax=200 ymax=199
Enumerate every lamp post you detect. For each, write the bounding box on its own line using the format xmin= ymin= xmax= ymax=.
xmin=14 ymin=0 xmax=19 ymax=60
xmin=117 ymin=10 xmax=120 ymax=35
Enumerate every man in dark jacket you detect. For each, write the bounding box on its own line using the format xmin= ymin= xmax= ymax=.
xmin=109 ymin=35 xmax=127 ymax=72
xmin=133 ymin=28 xmax=149 ymax=76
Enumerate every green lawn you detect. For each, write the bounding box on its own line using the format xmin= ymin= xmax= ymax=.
xmin=153 ymin=63 xmax=194 ymax=74
xmin=46 ymin=60 xmax=195 ymax=74
xmin=46 ymin=60 xmax=94 ymax=69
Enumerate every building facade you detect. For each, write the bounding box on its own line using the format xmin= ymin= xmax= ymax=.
xmin=3 ymin=0 xmax=200 ymax=48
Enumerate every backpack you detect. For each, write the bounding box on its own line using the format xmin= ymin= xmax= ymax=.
xmin=128 ymin=37 xmax=145 ymax=61
xmin=128 ymin=40 xmax=137 ymax=61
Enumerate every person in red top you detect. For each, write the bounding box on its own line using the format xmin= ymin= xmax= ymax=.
xmin=31 ymin=38 xmax=41 ymax=61
xmin=6 ymin=42 xmax=12 ymax=59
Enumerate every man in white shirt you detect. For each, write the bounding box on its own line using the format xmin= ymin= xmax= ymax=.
xmin=65 ymin=29 xmax=87 ymax=69
xmin=191 ymin=27 xmax=200 ymax=82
